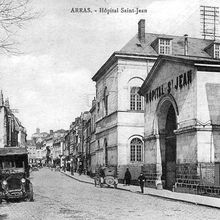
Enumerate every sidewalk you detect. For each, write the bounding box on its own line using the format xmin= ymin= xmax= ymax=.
xmin=60 ymin=170 xmax=220 ymax=209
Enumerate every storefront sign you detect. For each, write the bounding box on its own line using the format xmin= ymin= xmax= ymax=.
xmin=146 ymin=70 xmax=192 ymax=103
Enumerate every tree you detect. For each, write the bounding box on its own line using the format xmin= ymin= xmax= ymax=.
xmin=0 ymin=0 xmax=36 ymax=54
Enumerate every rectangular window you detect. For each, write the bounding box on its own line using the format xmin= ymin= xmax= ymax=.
xmin=130 ymin=87 xmax=143 ymax=111
xmin=159 ymin=39 xmax=171 ymax=55
xmin=215 ymin=44 xmax=220 ymax=59
xmin=137 ymin=95 xmax=142 ymax=110
xmin=130 ymin=145 xmax=135 ymax=161
xmin=130 ymin=138 xmax=143 ymax=162
xmin=130 ymin=94 xmax=136 ymax=110
xmin=136 ymin=145 xmax=142 ymax=161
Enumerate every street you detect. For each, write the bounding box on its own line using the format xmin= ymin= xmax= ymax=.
xmin=1 ymin=168 xmax=220 ymax=220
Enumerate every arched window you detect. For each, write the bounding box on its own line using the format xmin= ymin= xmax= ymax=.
xmin=130 ymin=138 xmax=143 ymax=162
xmin=130 ymin=87 xmax=143 ymax=110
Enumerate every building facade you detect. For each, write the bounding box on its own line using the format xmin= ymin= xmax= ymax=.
xmin=90 ymin=98 xmax=96 ymax=175
xmin=139 ymin=55 xmax=220 ymax=193
xmin=91 ymin=19 xmax=220 ymax=181
xmin=27 ymin=140 xmax=36 ymax=163
xmin=92 ymin=20 xmax=157 ymax=180
xmin=0 ymin=92 xmax=27 ymax=148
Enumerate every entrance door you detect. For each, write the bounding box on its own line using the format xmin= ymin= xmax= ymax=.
xmin=165 ymin=105 xmax=177 ymax=190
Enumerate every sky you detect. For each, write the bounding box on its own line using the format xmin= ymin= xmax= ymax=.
xmin=0 ymin=0 xmax=219 ymax=138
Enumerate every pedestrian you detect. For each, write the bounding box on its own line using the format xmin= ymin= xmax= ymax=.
xmin=124 ymin=168 xmax=131 ymax=186
xmin=138 ymin=172 xmax=146 ymax=193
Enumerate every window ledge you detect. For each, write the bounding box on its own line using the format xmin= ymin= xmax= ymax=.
xmin=127 ymin=110 xmax=144 ymax=113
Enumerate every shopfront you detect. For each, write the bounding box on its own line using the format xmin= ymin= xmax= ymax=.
xmin=139 ymin=55 xmax=220 ymax=193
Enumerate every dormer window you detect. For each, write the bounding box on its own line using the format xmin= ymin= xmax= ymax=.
xmin=159 ymin=39 xmax=172 ymax=54
xmin=204 ymin=42 xmax=220 ymax=59
xmin=214 ymin=43 xmax=220 ymax=59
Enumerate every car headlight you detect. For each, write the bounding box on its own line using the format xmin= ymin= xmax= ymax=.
xmin=21 ymin=178 xmax=26 ymax=183
xmin=2 ymin=180 xmax=7 ymax=185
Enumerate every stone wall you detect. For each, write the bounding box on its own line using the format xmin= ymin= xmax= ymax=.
xmin=175 ymin=162 xmax=217 ymax=195
xmin=142 ymin=164 xmax=157 ymax=188
xmin=117 ymin=164 xmax=142 ymax=183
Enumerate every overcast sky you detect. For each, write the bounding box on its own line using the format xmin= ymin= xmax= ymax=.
xmin=0 ymin=0 xmax=219 ymax=138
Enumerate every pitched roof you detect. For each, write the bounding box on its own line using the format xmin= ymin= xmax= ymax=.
xmin=139 ymin=55 xmax=220 ymax=95
xmin=92 ymin=33 xmax=215 ymax=81
xmin=120 ymin=33 xmax=212 ymax=58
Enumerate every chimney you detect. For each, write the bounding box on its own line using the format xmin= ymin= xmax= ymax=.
xmin=138 ymin=19 xmax=145 ymax=44
xmin=50 ymin=130 xmax=53 ymax=135
xmin=184 ymin=34 xmax=188 ymax=56
xmin=36 ymin=128 xmax=40 ymax=134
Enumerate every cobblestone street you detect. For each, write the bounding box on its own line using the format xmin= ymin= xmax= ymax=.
xmin=1 ymin=168 xmax=220 ymax=220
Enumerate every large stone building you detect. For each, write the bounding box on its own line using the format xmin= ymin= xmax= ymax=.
xmin=31 ymin=128 xmax=49 ymax=143
xmin=91 ymin=19 xmax=220 ymax=181
xmin=92 ymin=20 xmax=155 ymax=179
xmin=139 ymin=55 xmax=220 ymax=193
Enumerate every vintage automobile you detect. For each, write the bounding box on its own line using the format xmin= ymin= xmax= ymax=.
xmin=94 ymin=166 xmax=118 ymax=188
xmin=0 ymin=147 xmax=34 ymax=203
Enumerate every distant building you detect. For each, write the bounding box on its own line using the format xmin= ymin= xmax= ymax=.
xmin=43 ymin=129 xmax=66 ymax=165
xmin=26 ymin=139 xmax=36 ymax=163
xmin=29 ymin=128 xmax=66 ymax=166
xmin=64 ymin=112 xmax=90 ymax=172
xmin=31 ymin=128 xmax=49 ymax=144
xmin=89 ymin=98 xmax=96 ymax=174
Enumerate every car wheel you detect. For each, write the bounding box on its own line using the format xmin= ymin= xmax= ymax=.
xmin=94 ymin=179 xmax=97 ymax=187
xmin=27 ymin=183 xmax=34 ymax=202
xmin=114 ymin=183 xmax=117 ymax=189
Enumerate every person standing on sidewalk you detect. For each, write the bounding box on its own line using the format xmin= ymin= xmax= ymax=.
xmin=124 ymin=168 xmax=131 ymax=186
xmin=138 ymin=172 xmax=146 ymax=193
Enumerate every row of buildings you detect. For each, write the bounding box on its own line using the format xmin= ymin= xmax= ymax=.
xmin=27 ymin=128 xmax=66 ymax=166
xmin=29 ymin=18 xmax=220 ymax=195
xmin=0 ymin=91 xmax=27 ymax=148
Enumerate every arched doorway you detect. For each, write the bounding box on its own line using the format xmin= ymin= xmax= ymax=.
xmin=156 ymin=96 xmax=178 ymax=190
xmin=165 ymin=105 xmax=177 ymax=189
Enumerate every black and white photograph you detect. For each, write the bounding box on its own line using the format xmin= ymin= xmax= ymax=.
xmin=1 ymin=0 xmax=220 ymax=219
